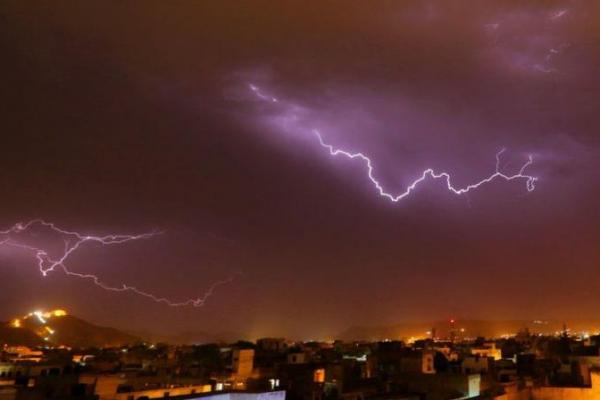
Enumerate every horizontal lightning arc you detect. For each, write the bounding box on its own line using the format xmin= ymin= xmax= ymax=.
xmin=249 ymin=83 xmax=538 ymax=202
xmin=315 ymin=131 xmax=536 ymax=201
xmin=1 ymin=219 xmax=235 ymax=307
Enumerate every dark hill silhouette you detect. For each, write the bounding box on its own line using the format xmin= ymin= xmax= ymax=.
xmin=1 ymin=310 xmax=140 ymax=348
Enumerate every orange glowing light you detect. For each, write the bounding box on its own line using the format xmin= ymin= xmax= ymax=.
xmin=51 ymin=309 xmax=67 ymax=317
xmin=313 ymin=368 xmax=325 ymax=383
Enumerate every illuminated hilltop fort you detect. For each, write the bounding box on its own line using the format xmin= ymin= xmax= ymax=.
xmin=10 ymin=309 xmax=68 ymax=342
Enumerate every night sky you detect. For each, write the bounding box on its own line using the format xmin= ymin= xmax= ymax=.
xmin=1 ymin=1 xmax=600 ymax=339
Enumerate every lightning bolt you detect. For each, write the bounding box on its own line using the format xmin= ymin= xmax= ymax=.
xmin=1 ymin=219 xmax=235 ymax=307
xmin=249 ymin=83 xmax=537 ymax=202
xmin=485 ymin=8 xmax=571 ymax=75
xmin=549 ymin=9 xmax=568 ymax=20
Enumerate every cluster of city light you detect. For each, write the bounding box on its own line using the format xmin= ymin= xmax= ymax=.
xmin=249 ymin=83 xmax=538 ymax=202
xmin=1 ymin=220 xmax=235 ymax=307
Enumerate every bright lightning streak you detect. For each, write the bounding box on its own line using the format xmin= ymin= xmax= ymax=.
xmin=549 ymin=9 xmax=568 ymax=20
xmin=249 ymin=83 xmax=538 ymax=202
xmin=249 ymin=84 xmax=279 ymax=103
xmin=1 ymin=219 xmax=158 ymax=277
xmin=1 ymin=219 xmax=234 ymax=307
xmin=315 ymin=131 xmax=536 ymax=201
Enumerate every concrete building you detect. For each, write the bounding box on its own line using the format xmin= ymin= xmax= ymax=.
xmin=462 ymin=356 xmax=493 ymax=374
xmin=256 ymin=339 xmax=288 ymax=353
xmin=185 ymin=392 xmax=286 ymax=400
xmin=113 ymin=385 xmax=212 ymax=400
xmin=471 ymin=343 xmax=502 ymax=361
xmin=232 ymin=349 xmax=255 ymax=378
xmin=399 ymin=350 xmax=435 ymax=374
xmin=494 ymin=371 xmax=600 ymax=399
xmin=286 ymin=353 xmax=307 ymax=365
xmin=394 ymin=373 xmax=481 ymax=399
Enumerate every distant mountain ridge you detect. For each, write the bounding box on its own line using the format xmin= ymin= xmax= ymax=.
xmin=129 ymin=329 xmax=250 ymax=345
xmin=0 ymin=308 xmax=246 ymax=347
xmin=4 ymin=309 xmax=600 ymax=347
xmin=0 ymin=324 xmax=44 ymax=347
xmin=1 ymin=309 xmax=139 ymax=348
xmin=337 ymin=319 xmax=600 ymax=341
